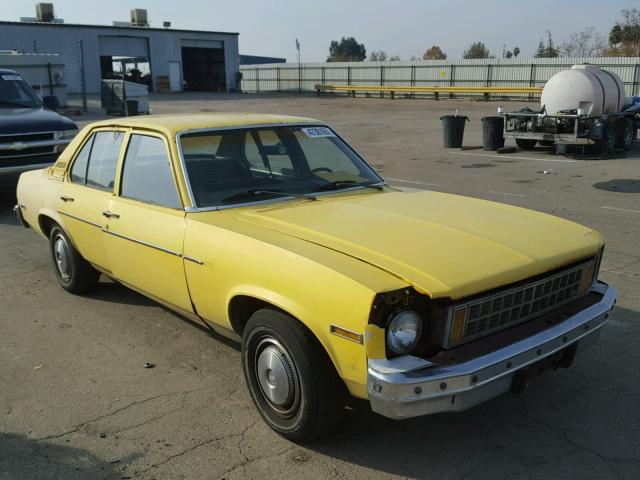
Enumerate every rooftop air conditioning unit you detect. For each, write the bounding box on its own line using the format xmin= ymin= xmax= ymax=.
xmin=130 ymin=8 xmax=148 ymax=27
xmin=36 ymin=3 xmax=55 ymax=22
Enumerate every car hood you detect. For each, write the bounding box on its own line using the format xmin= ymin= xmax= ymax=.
xmin=0 ymin=107 xmax=76 ymax=134
xmin=236 ymin=190 xmax=602 ymax=300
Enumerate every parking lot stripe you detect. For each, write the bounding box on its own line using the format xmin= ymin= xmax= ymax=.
xmin=602 ymin=206 xmax=640 ymax=214
xmin=488 ymin=191 xmax=526 ymax=197
xmin=448 ymin=151 xmax=577 ymax=163
xmin=386 ymin=177 xmax=448 ymax=187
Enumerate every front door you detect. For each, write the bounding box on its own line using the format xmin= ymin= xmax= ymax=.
xmin=58 ymin=129 xmax=125 ymax=272
xmin=102 ymin=132 xmax=193 ymax=313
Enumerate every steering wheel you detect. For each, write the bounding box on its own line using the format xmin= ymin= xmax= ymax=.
xmin=311 ymin=167 xmax=333 ymax=173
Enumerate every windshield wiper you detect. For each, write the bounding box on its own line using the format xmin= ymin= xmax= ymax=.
xmin=312 ymin=180 xmax=384 ymax=192
xmin=221 ymin=188 xmax=316 ymax=203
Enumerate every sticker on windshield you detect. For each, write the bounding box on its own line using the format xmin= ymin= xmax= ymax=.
xmin=301 ymin=127 xmax=335 ymax=139
xmin=1 ymin=74 xmax=22 ymax=81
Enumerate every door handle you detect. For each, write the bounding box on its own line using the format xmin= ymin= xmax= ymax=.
xmin=60 ymin=196 xmax=75 ymax=202
xmin=101 ymin=211 xmax=120 ymax=219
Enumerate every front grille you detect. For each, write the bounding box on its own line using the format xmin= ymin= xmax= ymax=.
xmin=0 ymin=132 xmax=54 ymax=144
xmin=0 ymin=145 xmax=55 ymax=158
xmin=447 ymin=260 xmax=595 ymax=347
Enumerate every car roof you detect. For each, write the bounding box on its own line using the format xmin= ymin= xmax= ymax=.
xmin=89 ymin=113 xmax=323 ymax=136
xmin=0 ymin=68 xmax=18 ymax=75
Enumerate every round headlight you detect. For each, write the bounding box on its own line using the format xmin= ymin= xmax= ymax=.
xmin=386 ymin=311 xmax=422 ymax=354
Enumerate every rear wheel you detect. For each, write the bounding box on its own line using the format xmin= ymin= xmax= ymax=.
xmin=596 ymin=124 xmax=618 ymax=154
xmin=617 ymin=117 xmax=636 ymax=150
xmin=241 ymin=309 xmax=345 ymax=442
xmin=516 ymin=139 xmax=537 ymax=150
xmin=49 ymin=225 xmax=99 ymax=294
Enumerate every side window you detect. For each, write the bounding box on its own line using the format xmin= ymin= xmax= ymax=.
xmin=120 ymin=134 xmax=181 ymax=209
xmin=86 ymin=131 xmax=124 ymax=191
xmin=70 ymin=134 xmax=94 ymax=184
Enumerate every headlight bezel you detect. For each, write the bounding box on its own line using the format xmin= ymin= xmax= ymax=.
xmin=54 ymin=129 xmax=78 ymax=141
xmin=386 ymin=310 xmax=423 ymax=355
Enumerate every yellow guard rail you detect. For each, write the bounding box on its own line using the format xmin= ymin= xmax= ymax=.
xmin=315 ymin=84 xmax=543 ymax=100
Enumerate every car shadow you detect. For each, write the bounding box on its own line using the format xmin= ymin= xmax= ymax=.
xmin=306 ymin=305 xmax=639 ymax=479
xmin=0 ymin=432 xmax=138 ymax=480
xmin=86 ymin=279 xmax=242 ymax=352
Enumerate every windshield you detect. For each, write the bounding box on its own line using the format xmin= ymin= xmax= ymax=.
xmin=179 ymin=125 xmax=382 ymax=208
xmin=0 ymin=73 xmax=42 ymax=108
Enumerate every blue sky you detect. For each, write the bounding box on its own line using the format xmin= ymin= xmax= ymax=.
xmin=0 ymin=0 xmax=631 ymax=61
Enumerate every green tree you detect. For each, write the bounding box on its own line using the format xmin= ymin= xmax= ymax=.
xmin=423 ymin=45 xmax=447 ymax=60
xmin=534 ymin=31 xmax=559 ymax=57
xmin=608 ymin=8 xmax=640 ymax=56
xmin=389 ymin=55 xmax=401 ymax=61
xmin=327 ymin=37 xmax=367 ymax=62
xmin=369 ymin=50 xmax=388 ymax=61
xmin=505 ymin=50 xmax=513 ymax=58
xmin=463 ymin=41 xmax=490 ymax=59
xmin=513 ymin=46 xmax=521 ymax=57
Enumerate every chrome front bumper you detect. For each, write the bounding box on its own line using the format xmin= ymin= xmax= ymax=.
xmin=368 ymin=282 xmax=616 ymax=419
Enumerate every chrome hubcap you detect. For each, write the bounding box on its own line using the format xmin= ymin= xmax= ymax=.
xmin=255 ymin=339 xmax=299 ymax=414
xmin=54 ymin=235 xmax=71 ymax=281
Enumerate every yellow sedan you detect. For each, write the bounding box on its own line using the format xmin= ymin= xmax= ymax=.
xmin=15 ymin=113 xmax=616 ymax=440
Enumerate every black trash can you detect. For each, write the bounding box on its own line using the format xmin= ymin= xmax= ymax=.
xmin=440 ymin=115 xmax=469 ymax=148
xmin=126 ymin=100 xmax=139 ymax=117
xmin=481 ymin=116 xmax=505 ymax=151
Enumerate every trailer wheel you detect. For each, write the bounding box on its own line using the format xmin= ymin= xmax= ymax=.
xmin=516 ymin=139 xmax=537 ymax=150
xmin=597 ymin=125 xmax=618 ymax=154
xmin=617 ymin=117 xmax=636 ymax=150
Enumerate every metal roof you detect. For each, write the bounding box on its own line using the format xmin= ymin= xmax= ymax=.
xmin=0 ymin=20 xmax=238 ymax=36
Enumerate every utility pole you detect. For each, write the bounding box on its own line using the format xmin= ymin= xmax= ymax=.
xmin=296 ymin=38 xmax=301 ymax=93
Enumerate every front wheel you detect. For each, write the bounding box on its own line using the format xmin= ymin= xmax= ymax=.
xmin=241 ymin=309 xmax=345 ymax=442
xmin=49 ymin=225 xmax=99 ymax=294
xmin=516 ymin=139 xmax=537 ymax=150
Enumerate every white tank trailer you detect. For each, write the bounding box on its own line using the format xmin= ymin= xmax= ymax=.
xmin=503 ymin=64 xmax=638 ymax=153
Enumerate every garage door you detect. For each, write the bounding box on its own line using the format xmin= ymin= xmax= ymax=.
xmin=99 ymin=36 xmax=149 ymax=57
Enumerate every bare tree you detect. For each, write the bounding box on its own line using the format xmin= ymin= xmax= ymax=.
xmin=561 ymin=27 xmax=606 ymax=57
xmin=389 ymin=55 xmax=401 ymax=61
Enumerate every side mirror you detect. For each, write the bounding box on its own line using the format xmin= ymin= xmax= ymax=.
xmin=42 ymin=95 xmax=60 ymax=110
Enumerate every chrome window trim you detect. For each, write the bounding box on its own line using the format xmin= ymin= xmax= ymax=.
xmin=174 ymin=122 xmax=385 ymax=213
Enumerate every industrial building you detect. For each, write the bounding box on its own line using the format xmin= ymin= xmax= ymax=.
xmin=0 ymin=4 xmax=240 ymax=94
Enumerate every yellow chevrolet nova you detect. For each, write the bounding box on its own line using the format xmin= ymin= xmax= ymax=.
xmin=15 ymin=113 xmax=616 ymax=441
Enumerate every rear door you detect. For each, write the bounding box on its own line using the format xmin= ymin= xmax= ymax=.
xmin=58 ymin=129 xmax=126 ymax=272
xmin=102 ymin=131 xmax=193 ymax=313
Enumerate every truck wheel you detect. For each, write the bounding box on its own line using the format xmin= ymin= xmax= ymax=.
xmin=597 ymin=125 xmax=618 ymax=154
xmin=617 ymin=117 xmax=636 ymax=150
xmin=242 ymin=309 xmax=345 ymax=442
xmin=516 ymin=139 xmax=537 ymax=150
xmin=49 ymin=225 xmax=99 ymax=294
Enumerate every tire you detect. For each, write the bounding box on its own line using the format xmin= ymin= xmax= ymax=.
xmin=617 ymin=117 xmax=636 ymax=150
xmin=516 ymin=139 xmax=537 ymax=150
xmin=596 ymin=124 xmax=617 ymax=154
xmin=49 ymin=225 xmax=99 ymax=294
xmin=241 ymin=308 xmax=345 ymax=442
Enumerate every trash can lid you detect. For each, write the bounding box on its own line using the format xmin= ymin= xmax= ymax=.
xmin=440 ymin=115 xmax=469 ymax=121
